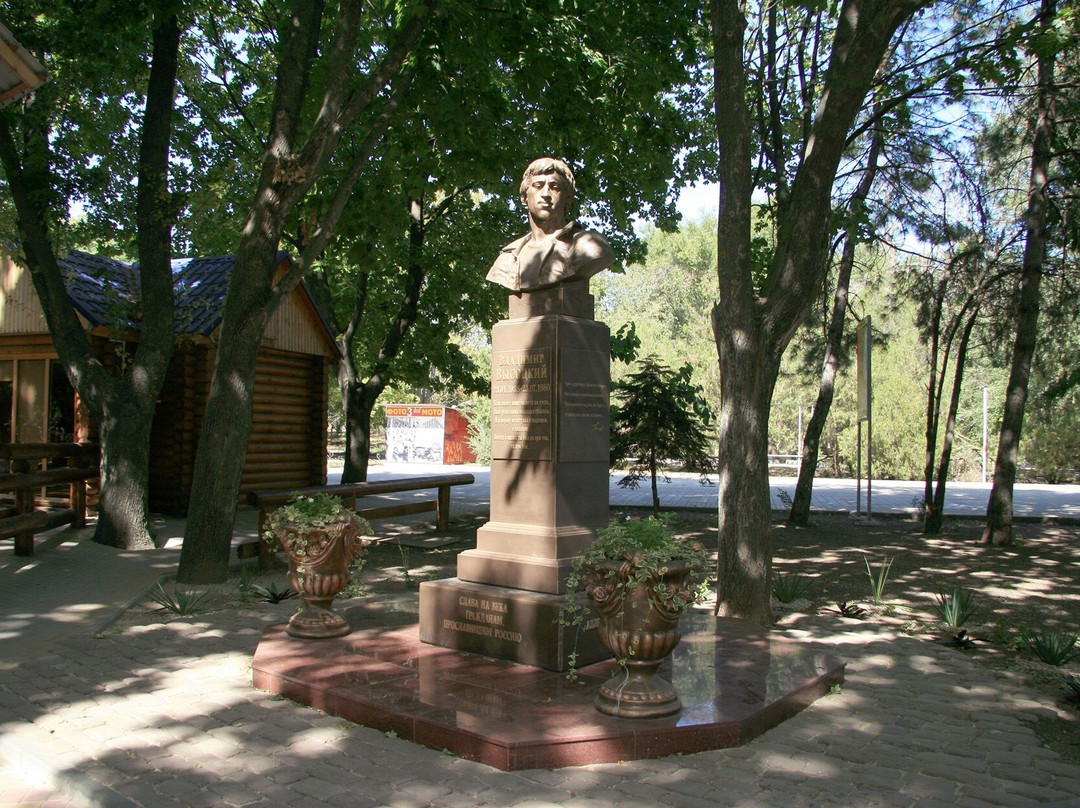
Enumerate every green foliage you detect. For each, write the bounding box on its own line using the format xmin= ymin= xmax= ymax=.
xmin=863 ymin=555 xmax=894 ymax=606
xmin=1025 ymin=631 xmax=1079 ymax=666
xmin=1020 ymin=396 xmax=1080 ymax=483
xmin=610 ymin=357 xmax=715 ymax=514
xmin=149 ymin=582 xmax=213 ymax=616
xmin=598 ymin=218 xmax=719 ymax=402
xmin=462 ymin=395 xmax=492 ymax=466
xmin=265 ymin=493 xmax=362 ymax=534
xmin=262 ymin=493 xmax=372 ymax=556
xmin=934 ymin=585 xmax=978 ymax=628
xmin=559 ymin=515 xmax=710 ymax=633
xmin=249 ymin=582 xmax=298 ymax=604
xmin=772 ymin=571 xmax=809 ymax=603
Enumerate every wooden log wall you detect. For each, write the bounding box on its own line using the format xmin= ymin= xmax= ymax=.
xmin=147 ymin=344 xmax=328 ymax=515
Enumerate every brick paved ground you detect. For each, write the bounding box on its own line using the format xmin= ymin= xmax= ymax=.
xmin=2 ymin=597 xmax=1080 ymax=808
xmin=3 ymin=468 xmax=1080 ymax=807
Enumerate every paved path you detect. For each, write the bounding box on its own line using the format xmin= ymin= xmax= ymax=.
xmin=1 ymin=466 xmax=1079 ymax=807
xmin=359 ymin=462 xmax=1080 ymax=521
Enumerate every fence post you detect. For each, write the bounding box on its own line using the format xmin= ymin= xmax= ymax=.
xmin=69 ymin=456 xmax=86 ymax=528
xmin=12 ymin=459 xmax=33 ymax=555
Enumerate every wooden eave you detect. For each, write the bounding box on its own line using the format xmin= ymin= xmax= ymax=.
xmin=0 ymin=22 xmax=47 ymax=108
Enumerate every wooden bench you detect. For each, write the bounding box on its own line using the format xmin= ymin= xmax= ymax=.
xmin=247 ymin=473 xmax=476 ymax=567
xmin=0 ymin=443 xmax=100 ymax=555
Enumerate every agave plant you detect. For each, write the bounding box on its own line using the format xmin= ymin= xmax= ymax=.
xmin=933 ymin=585 xmax=977 ymax=628
xmin=149 ymin=582 xmax=213 ymax=616
xmin=1025 ymin=631 xmax=1079 ymax=666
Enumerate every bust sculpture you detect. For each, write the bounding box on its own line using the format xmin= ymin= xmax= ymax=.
xmin=486 ymin=158 xmax=615 ymax=292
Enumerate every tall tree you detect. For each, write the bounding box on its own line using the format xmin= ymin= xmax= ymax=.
xmin=320 ymin=0 xmax=707 ymax=482
xmin=983 ymin=0 xmax=1060 ymax=546
xmin=177 ymin=1 xmax=436 ymax=583
xmin=709 ymin=0 xmax=928 ymax=623
xmin=0 ymin=3 xmax=182 ymax=549
xmin=789 ymin=124 xmax=883 ymax=525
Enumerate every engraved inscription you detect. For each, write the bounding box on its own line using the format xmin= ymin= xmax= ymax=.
xmin=445 ymin=596 xmax=522 ymax=643
xmin=558 ymin=347 xmax=610 ymax=462
xmin=563 ymin=381 xmax=607 ymax=418
xmin=492 ymin=348 xmax=553 ymax=460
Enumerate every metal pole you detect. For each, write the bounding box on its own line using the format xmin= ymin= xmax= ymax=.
xmin=867 ymin=339 xmax=873 ymax=517
xmin=982 ymin=386 xmax=989 ymax=484
xmin=856 ymin=421 xmax=862 ymax=516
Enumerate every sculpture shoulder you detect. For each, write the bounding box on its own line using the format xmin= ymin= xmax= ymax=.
xmin=563 ymin=224 xmax=614 ymax=277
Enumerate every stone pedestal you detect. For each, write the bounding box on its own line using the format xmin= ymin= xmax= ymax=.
xmin=420 ymin=282 xmax=611 ymax=670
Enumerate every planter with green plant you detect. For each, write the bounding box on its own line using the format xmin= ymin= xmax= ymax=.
xmin=562 ymin=515 xmax=709 ymax=719
xmin=263 ymin=493 xmax=371 ymax=639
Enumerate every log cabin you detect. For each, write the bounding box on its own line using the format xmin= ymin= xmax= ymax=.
xmin=0 ymin=249 xmax=339 ymax=515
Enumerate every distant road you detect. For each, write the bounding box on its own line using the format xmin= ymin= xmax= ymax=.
xmin=336 ymin=463 xmax=1080 ymax=520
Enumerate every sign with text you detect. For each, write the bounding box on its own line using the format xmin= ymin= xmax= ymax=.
xmin=385 ymin=405 xmax=445 ymax=463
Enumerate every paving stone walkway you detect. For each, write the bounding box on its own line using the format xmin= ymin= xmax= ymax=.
xmin=2 ymin=598 xmax=1080 ymax=807
xmin=2 ymin=466 xmax=1080 ymax=807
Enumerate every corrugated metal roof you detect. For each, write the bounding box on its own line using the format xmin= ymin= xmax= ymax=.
xmin=58 ymin=249 xmax=304 ymax=338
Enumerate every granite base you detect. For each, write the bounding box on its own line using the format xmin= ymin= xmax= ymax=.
xmin=252 ymin=602 xmax=845 ymax=771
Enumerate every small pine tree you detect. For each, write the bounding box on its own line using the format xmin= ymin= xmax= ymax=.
xmin=610 ymin=357 xmax=715 ymax=514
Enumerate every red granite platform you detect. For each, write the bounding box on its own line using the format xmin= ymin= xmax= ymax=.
xmin=252 ymin=604 xmax=844 ymax=771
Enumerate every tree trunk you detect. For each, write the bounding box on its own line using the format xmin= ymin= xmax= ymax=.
xmin=339 ymin=195 xmax=428 ymax=483
xmin=791 ymin=125 xmax=882 ymax=525
xmin=925 ymin=309 xmax=978 ymax=534
xmin=921 ymin=281 xmax=947 ymax=519
xmin=983 ymin=0 xmax=1056 ymax=547
xmin=176 ymin=3 xmax=432 ymax=583
xmin=94 ymin=396 xmax=156 ymax=548
xmin=649 ymin=452 xmax=660 ymax=515
xmin=710 ymin=0 xmax=924 ymax=622
xmin=0 ymin=12 xmax=180 ymax=550
xmin=341 ymin=380 xmax=379 ymax=483
xmin=713 ymin=313 xmax=779 ymax=625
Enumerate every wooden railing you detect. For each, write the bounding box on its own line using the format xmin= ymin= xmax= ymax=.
xmin=247 ymin=473 xmax=476 ymax=567
xmin=0 ymin=442 xmax=100 ymax=555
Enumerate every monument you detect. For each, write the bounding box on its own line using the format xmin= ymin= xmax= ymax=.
xmin=419 ymin=158 xmax=615 ymax=670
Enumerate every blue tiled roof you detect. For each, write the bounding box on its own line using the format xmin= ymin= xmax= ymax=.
xmin=58 ymin=249 xmax=295 ymax=338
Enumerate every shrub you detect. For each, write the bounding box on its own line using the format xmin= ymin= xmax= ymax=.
xmin=934 ymin=585 xmax=977 ymax=628
xmin=863 ymin=555 xmax=894 ymax=605
xmin=1025 ymin=631 xmax=1079 ymax=666
xmin=772 ymin=571 xmax=809 ymax=603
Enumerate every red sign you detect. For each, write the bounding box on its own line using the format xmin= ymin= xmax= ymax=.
xmin=384 ymin=405 xmax=444 ymax=418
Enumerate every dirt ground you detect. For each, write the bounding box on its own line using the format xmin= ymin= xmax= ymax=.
xmin=118 ymin=508 xmax=1080 ymax=764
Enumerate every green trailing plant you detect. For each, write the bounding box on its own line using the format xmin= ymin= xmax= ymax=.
xmin=559 ymin=515 xmax=710 ymax=675
xmin=836 ymin=602 xmax=868 ymax=619
xmin=149 ymin=582 xmax=213 ymax=616
xmin=249 ymin=582 xmax=298 ymax=604
xmin=1025 ymin=631 xmax=1079 ymax=666
xmin=338 ymin=557 xmax=369 ymax=600
xmin=934 ymin=585 xmax=977 ymax=628
xmin=863 ymin=555 xmax=894 ymax=605
xmin=262 ymin=492 xmax=370 ymax=550
xmin=772 ymin=571 xmax=809 ymax=603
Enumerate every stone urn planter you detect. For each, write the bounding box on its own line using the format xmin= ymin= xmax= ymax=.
xmin=264 ymin=494 xmax=370 ymax=639
xmin=564 ymin=516 xmax=707 ymax=719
